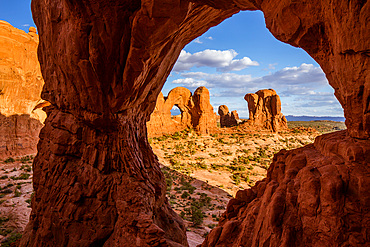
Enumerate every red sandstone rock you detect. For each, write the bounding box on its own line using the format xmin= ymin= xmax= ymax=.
xmin=0 ymin=21 xmax=46 ymax=159
xmin=244 ymin=89 xmax=288 ymax=132
xmin=22 ymin=0 xmax=369 ymax=246
xmin=200 ymin=130 xmax=370 ymax=246
xmin=218 ymin=105 xmax=241 ymax=127
xmin=147 ymin=86 xmax=217 ymax=136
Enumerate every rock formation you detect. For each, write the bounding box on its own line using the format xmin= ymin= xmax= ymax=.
xmin=22 ymin=0 xmax=369 ymax=246
xmin=0 ymin=21 xmax=46 ymax=159
xmin=200 ymin=130 xmax=370 ymax=246
xmin=147 ymin=86 xmax=217 ymax=136
xmin=218 ymin=105 xmax=241 ymax=127
xmin=244 ymin=89 xmax=288 ymax=132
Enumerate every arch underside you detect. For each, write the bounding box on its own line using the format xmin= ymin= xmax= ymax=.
xmin=20 ymin=0 xmax=369 ymax=246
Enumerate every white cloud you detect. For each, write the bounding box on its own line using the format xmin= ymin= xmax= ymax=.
xmin=206 ymin=36 xmax=213 ymax=40
xmin=168 ymin=63 xmax=343 ymax=116
xmin=172 ymin=49 xmax=259 ymax=72
xmin=22 ymin=24 xmax=30 ymax=27
xmin=193 ymin=38 xmax=203 ymax=44
xmin=259 ymin=63 xmax=327 ymax=87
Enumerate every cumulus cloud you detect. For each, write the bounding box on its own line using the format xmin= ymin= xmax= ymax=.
xmin=170 ymin=63 xmax=335 ymax=98
xmin=168 ymin=63 xmax=343 ymax=116
xmin=173 ymin=49 xmax=259 ymax=72
xmin=258 ymin=63 xmax=327 ymax=87
xmin=206 ymin=36 xmax=213 ymax=40
xmin=173 ymin=72 xmax=255 ymax=90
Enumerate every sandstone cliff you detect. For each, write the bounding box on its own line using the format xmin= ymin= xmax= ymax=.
xmin=244 ymin=89 xmax=288 ymax=132
xmin=147 ymin=86 xmax=217 ymax=136
xmin=0 ymin=21 xmax=45 ymax=159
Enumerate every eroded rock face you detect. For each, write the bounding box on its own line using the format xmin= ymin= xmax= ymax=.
xmin=201 ymin=130 xmax=370 ymax=246
xmin=147 ymin=86 xmax=217 ymax=136
xmin=244 ymin=89 xmax=288 ymax=132
xmin=218 ymin=105 xmax=241 ymax=127
xmin=0 ymin=21 xmax=46 ymax=159
xmin=23 ymin=0 xmax=369 ymax=246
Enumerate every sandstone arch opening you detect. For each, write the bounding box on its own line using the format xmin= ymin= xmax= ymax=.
xmin=19 ymin=1 xmax=369 ymax=247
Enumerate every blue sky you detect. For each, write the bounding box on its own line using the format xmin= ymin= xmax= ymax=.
xmin=0 ymin=1 xmax=344 ymax=118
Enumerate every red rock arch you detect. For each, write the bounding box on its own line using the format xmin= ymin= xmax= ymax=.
xmin=20 ymin=0 xmax=369 ymax=246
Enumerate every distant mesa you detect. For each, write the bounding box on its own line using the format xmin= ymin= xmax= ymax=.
xmin=244 ymin=89 xmax=288 ymax=132
xmin=147 ymin=86 xmax=217 ymax=136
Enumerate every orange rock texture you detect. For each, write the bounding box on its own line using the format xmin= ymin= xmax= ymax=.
xmin=201 ymin=130 xmax=370 ymax=246
xmin=244 ymin=89 xmax=288 ymax=132
xmin=147 ymin=86 xmax=217 ymax=136
xmin=218 ymin=105 xmax=241 ymax=127
xmin=0 ymin=21 xmax=46 ymax=159
xmin=22 ymin=0 xmax=369 ymax=246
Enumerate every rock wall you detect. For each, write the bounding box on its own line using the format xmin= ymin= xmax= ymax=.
xmin=22 ymin=0 xmax=369 ymax=246
xmin=244 ymin=89 xmax=288 ymax=132
xmin=201 ymin=130 xmax=370 ymax=246
xmin=0 ymin=21 xmax=46 ymax=159
xmin=218 ymin=105 xmax=241 ymax=127
xmin=147 ymin=86 xmax=217 ymax=136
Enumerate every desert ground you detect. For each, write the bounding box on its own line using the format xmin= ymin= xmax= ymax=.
xmin=0 ymin=121 xmax=345 ymax=246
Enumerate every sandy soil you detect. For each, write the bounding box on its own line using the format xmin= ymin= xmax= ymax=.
xmin=150 ymin=127 xmax=319 ymax=245
xmin=0 ymin=126 xmax=320 ymax=246
xmin=0 ymin=156 xmax=34 ymax=245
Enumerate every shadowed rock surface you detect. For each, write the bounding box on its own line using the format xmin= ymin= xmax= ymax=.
xmin=218 ymin=105 xmax=241 ymax=127
xmin=147 ymin=86 xmax=217 ymax=136
xmin=244 ymin=89 xmax=288 ymax=132
xmin=0 ymin=21 xmax=46 ymax=159
xmin=21 ymin=0 xmax=369 ymax=246
xmin=200 ymin=130 xmax=370 ymax=246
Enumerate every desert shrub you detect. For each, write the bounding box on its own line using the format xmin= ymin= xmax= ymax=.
xmin=194 ymin=161 xmax=207 ymax=169
xmin=20 ymin=165 xmax=32 ymax=172
xmin=231 ymin=173 xmax=241 ymax=185
xmin=20 ymin=155 xmax=33 ymax=163
xmin=10 ymin=173 xmax=30 ymax=180
xmin=190 ymin=202 xmax=205 ymax=227
xmin=181 ymin=191 xmax=190 ymax=199
xmin=4 ymin=157 xmax=15 ymax=164
xmin=1 ymin=232 xmax=22 ymax=247
xmin=14 ymin=189 xmax=21 ymax=197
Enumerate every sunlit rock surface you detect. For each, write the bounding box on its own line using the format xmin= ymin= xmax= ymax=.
xmin=0 ymin=21 xmax=46 ymax=159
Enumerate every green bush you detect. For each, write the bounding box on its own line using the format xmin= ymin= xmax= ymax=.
xmin=4 ymin=157 xmax=15 ymax=164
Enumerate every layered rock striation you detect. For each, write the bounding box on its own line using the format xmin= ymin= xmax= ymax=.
xmin=244 ymin=89 xmax=288 ymax=132
xmin=0 ymin=21 xmax=46 ymax=159
xmin=22 ymin=0 xmax=369 ymax=246
xmin=218 ymin=105 xmax=241 ymax=127
xmin=147 ymin=86 xmax=217 ymax=136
